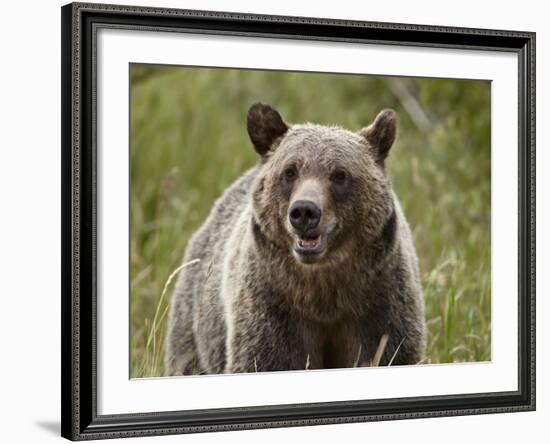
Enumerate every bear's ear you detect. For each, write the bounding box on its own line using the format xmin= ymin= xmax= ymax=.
xmin=359 ymin=109 xmax=397 ymax=165
xmin=247 ymin=103 xmax=289 ymax=156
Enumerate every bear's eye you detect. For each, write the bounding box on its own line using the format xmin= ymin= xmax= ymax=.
xmin=284 ymin=166 xmax=297 ymax=182
xmin=330 ymin=169 xmax=348 ymax=185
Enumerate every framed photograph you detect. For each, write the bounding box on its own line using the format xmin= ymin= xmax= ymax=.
xmin=61 ymin=2 xmax=536 ymax=440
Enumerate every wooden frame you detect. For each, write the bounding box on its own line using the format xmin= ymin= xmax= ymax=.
xmin=61 ymin=2 xmax=535 ymax=440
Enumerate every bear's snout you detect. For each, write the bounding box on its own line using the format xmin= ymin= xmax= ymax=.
xmin=289 ymin=200 xmax=321 ymax=233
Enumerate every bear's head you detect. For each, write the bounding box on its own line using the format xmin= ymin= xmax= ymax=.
xmin=248 ymin=103 xmax=397 ymax=267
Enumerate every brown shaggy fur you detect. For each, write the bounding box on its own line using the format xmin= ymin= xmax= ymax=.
xmin=164 ymin=103 xmax=425 ymax=375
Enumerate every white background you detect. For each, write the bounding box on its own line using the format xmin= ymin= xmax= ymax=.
xmin=0 ymin=0 xmax=546 ymax=443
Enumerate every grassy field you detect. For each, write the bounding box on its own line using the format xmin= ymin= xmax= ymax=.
xmin=130 ymin=64 xmax=491 ymax=378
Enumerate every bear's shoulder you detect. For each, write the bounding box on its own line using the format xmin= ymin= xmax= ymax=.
xmin=183 ymin=166 xmax=258 ymax=262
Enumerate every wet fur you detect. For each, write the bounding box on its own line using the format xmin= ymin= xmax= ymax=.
xmin=165 ymin=111 xmax=425 ymax=375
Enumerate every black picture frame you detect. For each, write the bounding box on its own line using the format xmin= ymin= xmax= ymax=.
xmin=61 ymin=2 xmax=536 ymax=440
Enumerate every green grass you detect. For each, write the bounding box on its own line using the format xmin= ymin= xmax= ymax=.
xmin=130 ymin=64 xmax=491 ymax=378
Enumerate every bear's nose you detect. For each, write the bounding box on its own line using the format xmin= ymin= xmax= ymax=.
xmin=289 ymin=200 xmax=321 ymax=232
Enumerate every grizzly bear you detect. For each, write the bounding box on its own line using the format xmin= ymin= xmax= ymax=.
xmin=164 ymin=103 xmax=425 ymax=375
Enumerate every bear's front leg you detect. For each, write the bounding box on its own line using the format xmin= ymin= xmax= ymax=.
xmin=224 ymin=291 xmax=308 ymax=373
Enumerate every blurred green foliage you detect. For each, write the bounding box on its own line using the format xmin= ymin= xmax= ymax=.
xmin=130 ymin=64 xmax=491 ymax=378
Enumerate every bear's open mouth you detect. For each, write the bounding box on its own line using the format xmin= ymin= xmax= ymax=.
xmin=293 ymin=232 xmax=326 ymax=263
xmin=297 ymin=235 xmax=321 ymax=250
